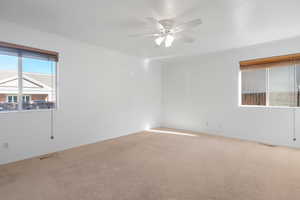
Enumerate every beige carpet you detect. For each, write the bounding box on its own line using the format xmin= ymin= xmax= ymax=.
xmin=1 ymin=128 xmax=300 ymax=200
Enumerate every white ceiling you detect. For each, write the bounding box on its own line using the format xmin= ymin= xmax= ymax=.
xmin=1 ymin=0 xmax=300 ymax=59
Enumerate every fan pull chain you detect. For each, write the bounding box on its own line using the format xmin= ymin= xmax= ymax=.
xmin=50 ymin=60 xmax=55 ymax=140
xmin=293 ymin=108 xmax=296 ymax=141
xmin=293 ymin=61 xmax=297 ymax=142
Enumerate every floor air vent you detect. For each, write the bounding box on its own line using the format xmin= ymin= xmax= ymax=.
xmin=258 ymin=142 xmax=277 ymax=148
xmin=39 ymin=153 xmax=58 ymax=160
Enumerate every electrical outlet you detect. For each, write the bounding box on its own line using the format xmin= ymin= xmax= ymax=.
xmin=206 ymin=122 xmax=209 ymax=127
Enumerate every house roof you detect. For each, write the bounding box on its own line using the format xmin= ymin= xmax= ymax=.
xmin=0 ymin=70 xmax=53 ymax=89
xmin=24 ymin=72 xmax=53 ymax=88
xmin=0 ymin=70 xmax=16 ymax=82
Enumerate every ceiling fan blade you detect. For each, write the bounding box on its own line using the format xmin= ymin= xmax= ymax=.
xmin=173 ymin=18 xmax=202 ymax=33
xmin=177 ymin=34 xmax=196 ymax=43
xmin=129 ymin=33 xmax=161 ymax=38
xmin=145 ymin=17 xmax=164 ymax=30
xmin=155 ymin=36 xmax=165 ymax=46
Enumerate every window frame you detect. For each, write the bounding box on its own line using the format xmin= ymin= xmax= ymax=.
xmin=0 ymin=42 xmax=58 ymax=113
xmin=239 ymin=54 xmax=300 ymax=109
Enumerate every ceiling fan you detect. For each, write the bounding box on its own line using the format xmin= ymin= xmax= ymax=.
xmin=130 ymin=17 xmax=202 ymax=48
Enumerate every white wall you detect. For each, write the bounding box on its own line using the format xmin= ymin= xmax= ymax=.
xmin=3 ymin=19 xmax=300 ymax=165
xmin=0 ymin=20 xmax=162 ymax=164
xmin=161 ymin=36 xmax=300 ymax=148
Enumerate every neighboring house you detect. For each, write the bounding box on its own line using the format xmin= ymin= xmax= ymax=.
xmin=0 ymin=70 xmax=55 ymax=103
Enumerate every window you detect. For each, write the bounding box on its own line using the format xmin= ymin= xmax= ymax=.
xmin=0 ymin=41 xmax=58 ymax=112
xmin=241 ymin=68 xmax=266 ymax=106
xmin=22 ymin=95 xmax=31 ymax=103
xmin=7 ymin=95 xmax=18 ymax=103
xmin=6 ymin=95 xmax=31 ymax=103
xmin=240 ymin=54 xmax=300 ymax=107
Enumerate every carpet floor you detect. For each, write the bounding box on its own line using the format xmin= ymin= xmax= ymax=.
xmin=1 ymin=128 xmax=300 ymax=200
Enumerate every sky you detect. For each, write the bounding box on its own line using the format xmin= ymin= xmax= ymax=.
xmin=0 ymin=55 xmax=55 ymax=74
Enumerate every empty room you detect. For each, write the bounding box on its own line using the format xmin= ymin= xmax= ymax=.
xmin=1 ymin=0 xmax=300 ymax=199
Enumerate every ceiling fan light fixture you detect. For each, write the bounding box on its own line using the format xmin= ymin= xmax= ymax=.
xmin=155 ymin=36 xmax=165 ymax=46
xmin=165 ymin=34 xmax=175 ymax=48
xmin=132 ymin=17 xmax=202 ymax=48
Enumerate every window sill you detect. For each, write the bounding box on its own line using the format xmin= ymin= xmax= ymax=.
xmin=0 ymin=108 xmax=57 ymax=114
xmin=239 ymin=105 xmax=300 ymax=109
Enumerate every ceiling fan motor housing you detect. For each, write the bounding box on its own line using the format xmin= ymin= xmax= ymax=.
xmin=159 ymin=19 xmax=175 ymax=31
